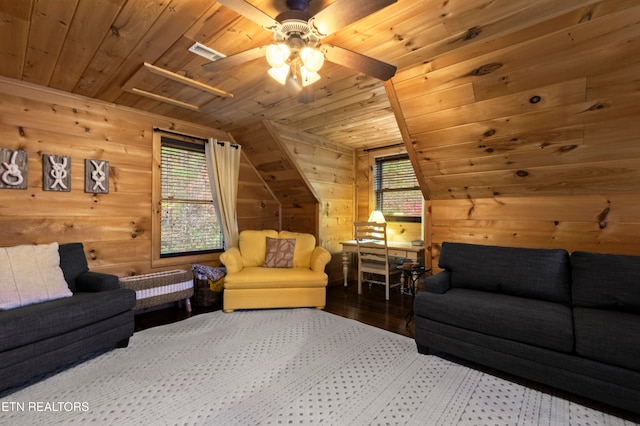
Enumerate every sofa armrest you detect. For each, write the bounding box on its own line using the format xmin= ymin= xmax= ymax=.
xmin=219 ymin=247 xmax=244 ymax=274
xmin=75 ymin=271 xmax=120 ymax=292
xmin=423 ymin=270 xmax=451 ymax=294
xmin=310 ymin=246 xmax=331 ymax=272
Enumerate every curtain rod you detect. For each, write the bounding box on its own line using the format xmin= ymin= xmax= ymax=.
xmin=153 ymin=128 xmax=238 ymax=149
xmin=153 ymin=127 xmax=208 ymax=142
xmin=363 ymin=143 xmax=405 ymax=152
xmin=214 ymin=140 xmax=239 ymax=149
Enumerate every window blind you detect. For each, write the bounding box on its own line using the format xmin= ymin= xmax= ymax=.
xmin=374 ymin=154 xmax=422 ymax=221
xmin=160 ymin=142 xmax=223 ymax=256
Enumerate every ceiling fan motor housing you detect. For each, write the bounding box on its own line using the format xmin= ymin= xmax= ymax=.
xmin=286 ymin=0 xmax=309 ymax=11
xmin=273 ymin=8 xmax=321 ymax=49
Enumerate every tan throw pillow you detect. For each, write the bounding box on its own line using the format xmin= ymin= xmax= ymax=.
xmin=0 ymin=242 xmax=72 ymax=310
xmin=263 ymin=237 xmax=296 ymax=268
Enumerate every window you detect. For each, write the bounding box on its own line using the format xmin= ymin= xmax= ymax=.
xmin=374 ymin=154 xmax=422 ymax=222
xmin=154 ymin=132 xmax=223 ymax=263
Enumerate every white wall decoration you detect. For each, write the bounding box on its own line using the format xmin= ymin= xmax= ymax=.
xmin=84 ymin=159 xmax=109 ymax=194
xmin=0 ymin=148 xmax=28 ymax=190
xmin=43 ymin=154 xmax=71 ymax=192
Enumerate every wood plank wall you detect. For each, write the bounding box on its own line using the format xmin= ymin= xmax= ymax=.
xmin=387 ymin=2 xmax=640 ymax=270
xmin=270 ymin=122 xmax=355 ymax=282
xmin=237 ymin=150 xmax=282 ymax=233
xmin=0 ymin=77 xmax=279 ymax=277
xmin=231 ymin=120 xmax=320 ymax=236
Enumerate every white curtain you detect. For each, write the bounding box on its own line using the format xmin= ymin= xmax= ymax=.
xmin=205 ymin=139 xmax=241 ymax=249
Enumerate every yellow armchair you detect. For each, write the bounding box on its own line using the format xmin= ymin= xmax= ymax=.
xmin=219 ymin=230 xmax=331 ymax=313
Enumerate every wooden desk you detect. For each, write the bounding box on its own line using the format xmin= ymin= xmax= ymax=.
xmin=340 ymin=240 xmax=425 ymax=287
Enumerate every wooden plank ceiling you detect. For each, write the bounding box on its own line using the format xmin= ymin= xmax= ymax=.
xmin=1 ymin=0 xmax=638 ymax=202
xmin=0 ymin=0 xmax=604 ymax=148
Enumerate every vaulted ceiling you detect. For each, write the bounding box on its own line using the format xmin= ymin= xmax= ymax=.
xmin=0 ymin=0 xmax=611 ymax=150
xmin=2 ymin=0 xmax=639 ymax=205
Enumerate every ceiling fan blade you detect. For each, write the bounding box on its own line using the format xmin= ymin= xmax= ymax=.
xmin=310 ymin=0 xmax=397 ymax=37
xmin=202 ymin=46 xmax=267 ymax=73
xmin=216 ymin=0 xmax=280 ymax=31
xmin=322 ymin=45 xmax=396 ymax=81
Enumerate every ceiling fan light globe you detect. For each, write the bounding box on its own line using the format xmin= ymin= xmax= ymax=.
xmin=268 ymin=65 xmax=290 ymax=85
xmin=266 ymin=44 xmax=290 ymax=68
xmin=300 ymin=47 xmax=324 ymax=73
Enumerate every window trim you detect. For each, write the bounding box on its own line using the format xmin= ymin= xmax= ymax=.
xmin=151 ymin=130 xmax=222 ymax=268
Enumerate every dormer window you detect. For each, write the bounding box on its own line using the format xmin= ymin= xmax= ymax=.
xmin=373 ymin=154 xmax=422 ymax=222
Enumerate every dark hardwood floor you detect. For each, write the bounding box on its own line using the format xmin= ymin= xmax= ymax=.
xmin=134 ymin=281 xmax=415 ymax=337
xmin=324 ymin=281 xmax=416 ymax=337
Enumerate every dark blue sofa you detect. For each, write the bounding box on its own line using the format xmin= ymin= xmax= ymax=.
xmin=0 ymin=243 xmax=136 ymax=392
xmin=414 ymin=242 xmax=640 ymax=415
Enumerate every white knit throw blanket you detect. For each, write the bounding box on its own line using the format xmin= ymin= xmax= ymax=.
xmin=0 ymin=309 xmax=635 ymax=425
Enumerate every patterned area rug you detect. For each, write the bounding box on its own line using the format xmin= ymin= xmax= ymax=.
xmin=0 ymin=309 xmax=636 ymax=425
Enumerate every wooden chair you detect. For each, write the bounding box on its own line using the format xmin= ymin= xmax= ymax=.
xmin=354 ymin=221 xmax=401 ymax=300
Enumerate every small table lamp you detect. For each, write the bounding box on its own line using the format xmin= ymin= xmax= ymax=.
xmin=368 ymin=210 xmax=386 ymax=223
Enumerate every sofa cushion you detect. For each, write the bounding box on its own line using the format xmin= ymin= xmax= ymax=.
xmin=238 ymin=230 xmax=279 ymax=267
xmin=571 ymin=251 xmax=640 ymax=314
xmin=438 ymin=242 xmax=571 ymax=304
xmin=414 ymin=288 xmax=574 ymax=353
xmin=0 ymin=242 xmax=73 ymax=310
xmin=77 ymin=271 xmax=120 ymax=292
xmin=223 ymin=266 xmax=328 ymax=289
xmin=58 ymin=242 xmax=89 ymax=292
xmin=0 ymin=289 xmax=136 ymax=352
xmin=263 ymin=237 xmax=296 ymax=268
xmin=574 ymin=307 xmax=640 ymax=371
xmin=279 ymin=231 xmax=316 ymax=268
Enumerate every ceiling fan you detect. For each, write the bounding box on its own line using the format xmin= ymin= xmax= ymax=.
xmin=202 ymin=0 xmax=398 ymax=103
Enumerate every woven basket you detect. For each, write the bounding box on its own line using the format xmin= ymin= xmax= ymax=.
xmin=119 ymin=270 xmax=194 ymax=310
xmin=194 ymin=277 xmax=222 ymax=307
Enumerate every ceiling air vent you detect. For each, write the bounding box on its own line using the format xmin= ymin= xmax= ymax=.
xmin=189 ymin=42 xmax=226 ymax=61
